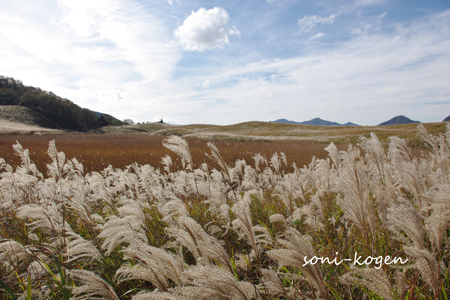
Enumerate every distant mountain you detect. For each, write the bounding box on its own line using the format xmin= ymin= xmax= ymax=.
xmin=0 ymin=76 xmax=124 ymax=132
xmin=273 ymin=118 xmax=358 ymax=126
xmin=301 ymin=117 xmax=342 ymax=126
xmin=378 ymin=115 xmax=420 ymax=126
xmin=273 ymin=118 xmax=296 ymax=124
xmin=443 ymin=115 xmax=450 ymax=122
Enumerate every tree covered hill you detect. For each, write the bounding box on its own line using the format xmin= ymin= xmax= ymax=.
xmin=0 ymin=76 xmax=124 ymax=132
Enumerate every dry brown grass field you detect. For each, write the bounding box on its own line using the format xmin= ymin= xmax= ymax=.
xmin=0 ymin=134 xmax=350 ymax=174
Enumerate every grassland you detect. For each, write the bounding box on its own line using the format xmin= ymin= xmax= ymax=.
xmin=0 ymin=134 xmax=348 ymax=174
xmin=0 ymin=120 xmax=443 ymax=174
xmin=99 ymin=121 xmax=447 ymax=146
xmin=0 ymin=124 xmax=449 ymax=299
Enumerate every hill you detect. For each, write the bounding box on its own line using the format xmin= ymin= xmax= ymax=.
xmin=378 ymin=115 xmax=420 ymax=126
xmin=97 ymin=120 xmax=446 ymax=147
xmin=0 ymin=76 xmax=124 ymax=132
xmin=273 ymin=118 xmax=358 ymax=126
xmin=443 ymin=115 xmax=450 ymax=122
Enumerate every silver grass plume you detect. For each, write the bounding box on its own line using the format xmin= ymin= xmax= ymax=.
xmin=65 ymin=231 xmax=101 ymax=263
xmin=313 ymin=158 xmax=335 ymax=197
xmin=161 ymin=154 xmax=173 ymax=174
xmin=300 ymin=157 xmax=335 ymax=198
xmin=132 ymin=265 xmax=257 ymax=300
xmin=423 ymin=183 xmax=450 ymax=250
xmin=158 ymin=197 xmax=190 ymax=221
xmin=242 ymin=165 xmax=258 ymax=190
xmin=194 ymin=167 xmax=212 ymax=197
xmin=403 ymin=246 xmax=441 ymax=295
xmin=232 ymin=200 xmax=273 ymax=262
xmin=162 ymin=136 xmax=193 ymax=171
xmin=417 ymin=124 xmax=440 ymax=153
xmin=266 ymin=226 xmax=327 ymax=296
xmin=12 ymin=141 xmax=41 ymax=181
xmin=46 ymin=140 xmax=66 ymax=180
xmin=98 ymin=214 xmax=148 ymax=255
xmin=269 ymin=213 xmax=286 ymax=224
xmin=17 ymin=203 xmax=69 ymax=240
xmin=230 ymin=159 xmax=247 ymax=190
xmin=87 ymin=172 xmax=115 ymax=207
xmin=292 ymin=195 xmax=325 ymax=230
xmin=116 ymin=242 xmax=185 ymax=292
xmin=163 ymin=136 xmax=200 ymax=199
xmin=166 ymin=216 xmax=233 ymax=273
xmin=206 ymin=142 xmax=237 ymax=197
xmin=253 ymin=153 xmax=267 ymax=173
xmin=387 ymin=201 xmax=424 ymax=249
xmin=0 ymin=240 xmax=32 ymax=271
xmin=324 ymin=142 xmax=340 ymax=172
xmin=259 ymin=268 xmax=289 ymax=298
xmin=68 ymin=269 xmax=119 ymax=300
xmin=181 ymin=265 xmax=256 ymax=300
xmin=359 ymin=132 xmax=387 ymax=184
xmin=269 ymin=152 xmax=287 ymax=174
xmin=395 ymin=160 xmax=426 ymax=209
xmin=274 ymin=173 xmax=303 ymax=212
xmin=336 ymin=145 xmax=377 ymax=237
xmin=340 ymin=266 xmax=393 ymax=300
xmin=388 ymin=136 xmax=413 ymax=162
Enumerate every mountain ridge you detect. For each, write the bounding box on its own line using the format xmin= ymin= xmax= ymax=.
xmin=378 ymin=115 xmax=420 ymax=126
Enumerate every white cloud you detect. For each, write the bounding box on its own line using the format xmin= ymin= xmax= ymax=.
xmin=174 ymin=7 xmax=239 ymax=51
xmin=52 ymin=0 xmax=112 ymax=37
xmin=229 ymin=25 xmax=241 ymax=38
xmin=297 ymin=14 xmax=336 ymax=34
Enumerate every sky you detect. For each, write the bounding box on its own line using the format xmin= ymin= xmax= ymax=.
xmin=1 ymin=0 xmax=450 ymax=125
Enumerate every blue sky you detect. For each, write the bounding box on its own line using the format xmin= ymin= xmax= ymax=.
xmin=1 ymin=0 xmax=449 ymax=125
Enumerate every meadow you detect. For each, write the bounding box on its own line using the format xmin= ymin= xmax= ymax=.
xmin=0 ymin=125 xmax=449 ymax=299
xmin=0 ymin=134 xmax=347 ymax=174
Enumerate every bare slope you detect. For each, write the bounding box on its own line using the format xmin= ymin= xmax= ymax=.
xmin=0 ymin=106 xmax=63 ymax=134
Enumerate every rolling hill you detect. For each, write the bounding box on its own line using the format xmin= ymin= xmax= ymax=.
xmin=0 ymin=76 xmax=124 ymax=132
xmin=273 ymin=118 xmax=358 ymax=126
